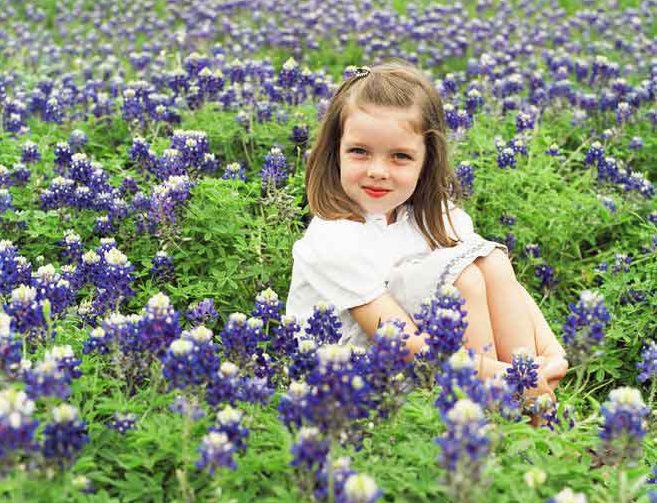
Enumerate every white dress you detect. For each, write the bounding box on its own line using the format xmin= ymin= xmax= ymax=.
xmin=285 ymin=200 xmax=508 ymax=349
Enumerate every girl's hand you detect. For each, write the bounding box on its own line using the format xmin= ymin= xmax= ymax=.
xmin=524 ymin=370 xmax=557 ymax=402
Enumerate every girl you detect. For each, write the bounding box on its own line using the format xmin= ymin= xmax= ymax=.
xmin=286 ymin=61 xmax=568 ymax=401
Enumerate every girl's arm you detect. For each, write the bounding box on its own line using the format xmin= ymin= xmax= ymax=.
xmin=517 ymin=283 xmax=567 ymax=359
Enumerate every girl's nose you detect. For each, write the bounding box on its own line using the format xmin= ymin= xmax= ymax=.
xmin=366 ymin=162 xmax=390 ymax=179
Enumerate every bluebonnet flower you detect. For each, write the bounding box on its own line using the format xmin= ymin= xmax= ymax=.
xmin=278 ymin=57 xmax=300 ymax=89
xmin=186 ymin=298 xmax=219 ymax=326
xmin=597 ymin=195 xmax=617 ymax=213
xmin=58 ymin=230 xmax=84 ymax=265
xmin=212 ymin=405 xmax=249 ymax=453
xmin=42 ymin=404 xmax=89 ymax=468
xmin=340 ymin=473 xmax=382 ymax=503
xmin=546 ymin=143 xmax=561 ymax=156
xmin=45 ymin=345 xmax=82 ymax=383
xmin=562 ymin=290 xmax=610 ymax=366
xmin=507 ymin=137 xmax=529 ymax=156
xmin=219 ymin=313 xmax=263 ymax=368
xmin=303 ymin=344 xmax=371 ymax=437
xmin=305 ymin=302 xmax=342 ymax=345
xmin=239 ymin=375 xmax=274 ymax=405
xmin=0 ymin=388 xmax=39 ymax=458
xmin=93 ymin=248 xmax=135 ymax=315
xmin=182 ymin=325 xmax=220 ymax=376
xmin=161 ymin=338 xmax=203 ymax=389
xmin=169 ymin=394 xmax=206 ymax=421
xmin=261 ymin=147 xmax=288 ymax=189
xmin=455 ymin=161 xmax=474 ymax=197
xmin=69 ymin=129 xmax=88 ymax=150
xmin=0 ymin=189 xmax=12 ymax=215
xmin=10 ymin=163 xmax=30 ymax=186
xmin=107 ymin=412 xmax=138 ymax=434
xmin=535 ymin=263 xmax=558 ymax=290
xmin=497 ymin=147 xmax=516 ymax=169
xmin=0 ymin=164 xmax=8 ymax=186
xmin=196 ymin=431 xmax=236 ymax=473
xmin=290 ymin=426 xmax=329 ymax=472
xmin=413 ymin=284 xmax=467 ymax=363
xmin=598 ymin=387 xmax=648 ymax=464
xmin=434 ymin=347 xmax=486 ymax=414
xmin=629 ymin=136 xmax=643 ymax=150
xmin=137 ymin=293 xmax=181 ymax=356
xmin=515 ymin=111 xmax=535 ymax=132
xmin=435 ymin=399 xmax=490 ymax=497
xmin=278 ymin=380 xmax=310 ymax=433
xmin=616 ymin=101 xmax=632 ymax=125
xmin=252 ymin=287 xmax=284 ymax=326
xmin=40 ymin=177 xmax=76 ymax=210
xmin=366 ymin=321 xmax=412 ymax=420
xmin=198 ymin=68 xmax=225 ymax=98
xmin=483 ymin=373 xmax=520 ymax=421
xmin=637 ymin=341 xmax=657 ymax=384
xmin=24 ymin=354 xmax=70 ymax=400
xmin=222 ymin=162 xmax=247 ymax=181
xmin=504 ymin=347 xmax=539 ymax=398
xmin=31 ymin=264 xmax=75 ymax=316
xmin=290 ymin=123 xmax=309 ymax=146
xmin=584 ymin=141 xmax=605 ymax=166
xmin=0 ymin=242 xmax=30 ymax=295
xmin=0 ymin=313 xmax=23 ymax=377
xmin=205 ymin=361 xmax=244 ymax=407
xmin=500 ymin=214 xmax=516 ymax=226
xmin=128 ymin=137 xmax=151 ymax=165
xmin=314 ymin=456 xmax=357 ymax=503
xmin=20 ymin=141 xmax=40 ymax=164
xmin=547 ymin=487 xmax=587 ymax=503
xmin=151 ymin=250 xmax=174 ymax=284
xmin=147 ymin=175 xmax=193 ymax=229
xmin=464 ymin=87 xmax=484 ymax=115
xmin=83 ymin=326 xmax=112 ymax=355
xmin=289 ymin=338 xmax=319 ymax=381
xmin=5 ymin=284 xmax=46 ymax=336
xmin=269 ymin=314 xmax=300 ymax=357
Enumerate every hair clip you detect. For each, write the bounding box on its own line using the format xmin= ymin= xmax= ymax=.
xmin=353 ymin=66 xmax=371 ymax=78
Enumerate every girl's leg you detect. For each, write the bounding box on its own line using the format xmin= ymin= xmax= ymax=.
xmin=453 ymin=263 xmax=499 ymax=361
xmin=473 ymin=249 xmax=538 ymax=363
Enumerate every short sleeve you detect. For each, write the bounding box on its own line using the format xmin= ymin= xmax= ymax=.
xmin=291 ymin=219 xmax=389 ymax=311
xmin=443 ymin=200 xmax=476 ymax=241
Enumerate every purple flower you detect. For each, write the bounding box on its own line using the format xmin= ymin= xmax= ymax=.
xmin=0 ymin=314 xmax=22 ymax=377
xmin=212 ymin=405 xmax=249 ymax=453
xmin=585 ymin=141 xmax=605 ymax=166
xmin=252 ymin=288 xmax=284 ymax=326
xmin=289 ymin=338 xmax=319 ymax=381
xmin=150 ymin=250 xmax=174 ymax=284
xmin=455 ymin=161 xmax=474 ymax=197
xmin=5 ymin=284 xmax=46 ymax=336
xmin=261 ymin=147 xmax=288 ymax=189
xmin=69 ymin=129 xmax=88 ymax=150
xmin=434 ymin=348 xmax=486 ymax=414
xmin=186 ymin=298 xmax=219 ymax=326
xmin=278 ymin=380 xmax=310 ymax=433
xmin=562 ymin=290 xmax=610 ymax=366
xmin=269 ymin=314 xmax=300 ymax=357
xmin=42 ymin=404 xmax=89 ymax=467
xmin=496 ymin=147 xmax=516 ymax=169
xmin=107 ymin=412 xmax=138 ymax=434
xmin=304 ymin=302 xmax=342 ymax=345
xmin=0 ymin=188 xmax=12 ymax=215
xmin=57 ymin=230 xmax=84 ymax=265
xmin=629 ymin=136 xmax=643 ymax=150
xmin=222 ymin=162 xmax=247 ymax=181
xmin=413 ymin=284 xmax=467 ymax=363
xmin=219 ymin=313 xmax=263 ymax=368
xmin=534 ymin=263 xmax=558 ymax=290
xmin=598 ymin=387 xmax=648 ymax=464
xmin=169 ymin=394 xmax=206 ymax=421
xmin=205 ymin=361 xmax=244 ymax=407
xmin=20 ymin=141 xmax=40 ymax=164
xmin=290 ymin=426 xmax=329 ymax=472
xmin=434 ymin=399 xmax=490 ymax=494
xmin=0 ymin=389 xmax=39 ymax=458
xmin=545 ymin=143 xmax=561 ymax=156
xmin=196 ymin=431 xmax=236 ymax=473
xmin=636 ymin=341 xmax=657 ymax=384
xmin=137 ymin=293 xmax=181 ymax=356
xmin=338 ymin=473 xmax=382 ymax=503
xmin=503 ymin=348 xmax=539 ymax=398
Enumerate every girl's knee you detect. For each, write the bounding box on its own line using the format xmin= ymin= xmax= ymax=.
xmin=474 ymin=248 xmax=515 ymax=285
xmin=454 ymin=263 xmax=486 ymax=295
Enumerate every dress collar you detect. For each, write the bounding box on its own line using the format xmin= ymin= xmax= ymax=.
xmin=365 ymin=203 xmax=411 ymax=227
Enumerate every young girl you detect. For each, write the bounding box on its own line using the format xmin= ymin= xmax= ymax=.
xmin=286 ymin=61 xmax=568 ymax=400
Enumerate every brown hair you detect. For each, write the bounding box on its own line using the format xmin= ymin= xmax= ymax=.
xmin=305 ymin=59 xmax=465 ymax=250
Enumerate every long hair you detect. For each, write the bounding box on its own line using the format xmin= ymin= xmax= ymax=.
xmin=305 ymin=59 xmax=465 ymax=250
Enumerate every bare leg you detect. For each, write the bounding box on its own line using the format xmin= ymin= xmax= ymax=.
xmin=473 ymin=249 xmax=538 ymax=363
xmin=453 ymin=263 xmax=499 ymax=362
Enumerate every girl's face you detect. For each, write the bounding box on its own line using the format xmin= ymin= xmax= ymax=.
xmin=339 ymin=103 xmax=426 ymax=225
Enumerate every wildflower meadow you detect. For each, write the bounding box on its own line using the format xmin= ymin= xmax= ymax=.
xmin=1 ymin=0 xmax=657 ymax=502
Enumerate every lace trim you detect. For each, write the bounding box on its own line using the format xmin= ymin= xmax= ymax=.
xmin=437 ymin=237 xmax=508 ymax=287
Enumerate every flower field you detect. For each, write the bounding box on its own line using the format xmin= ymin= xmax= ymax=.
xmin=1 ymin=0 xmax=657 ymax=501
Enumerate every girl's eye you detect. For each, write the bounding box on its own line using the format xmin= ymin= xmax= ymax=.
xmin=394 ymin=153 xmax=411 ymax=160
xmin=348 ymin=148 xmax=366 ymax=155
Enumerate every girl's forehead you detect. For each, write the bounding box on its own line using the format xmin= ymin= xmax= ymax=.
xmin=342 ymin=103 xmax=423 ymax=136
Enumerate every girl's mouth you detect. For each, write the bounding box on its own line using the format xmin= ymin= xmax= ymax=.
xmin=363 ymin=187 xmax=391 ymax=198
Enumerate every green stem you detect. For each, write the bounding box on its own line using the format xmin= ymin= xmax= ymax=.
xmin=649 ymin=379 xmax=657 ymax=411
